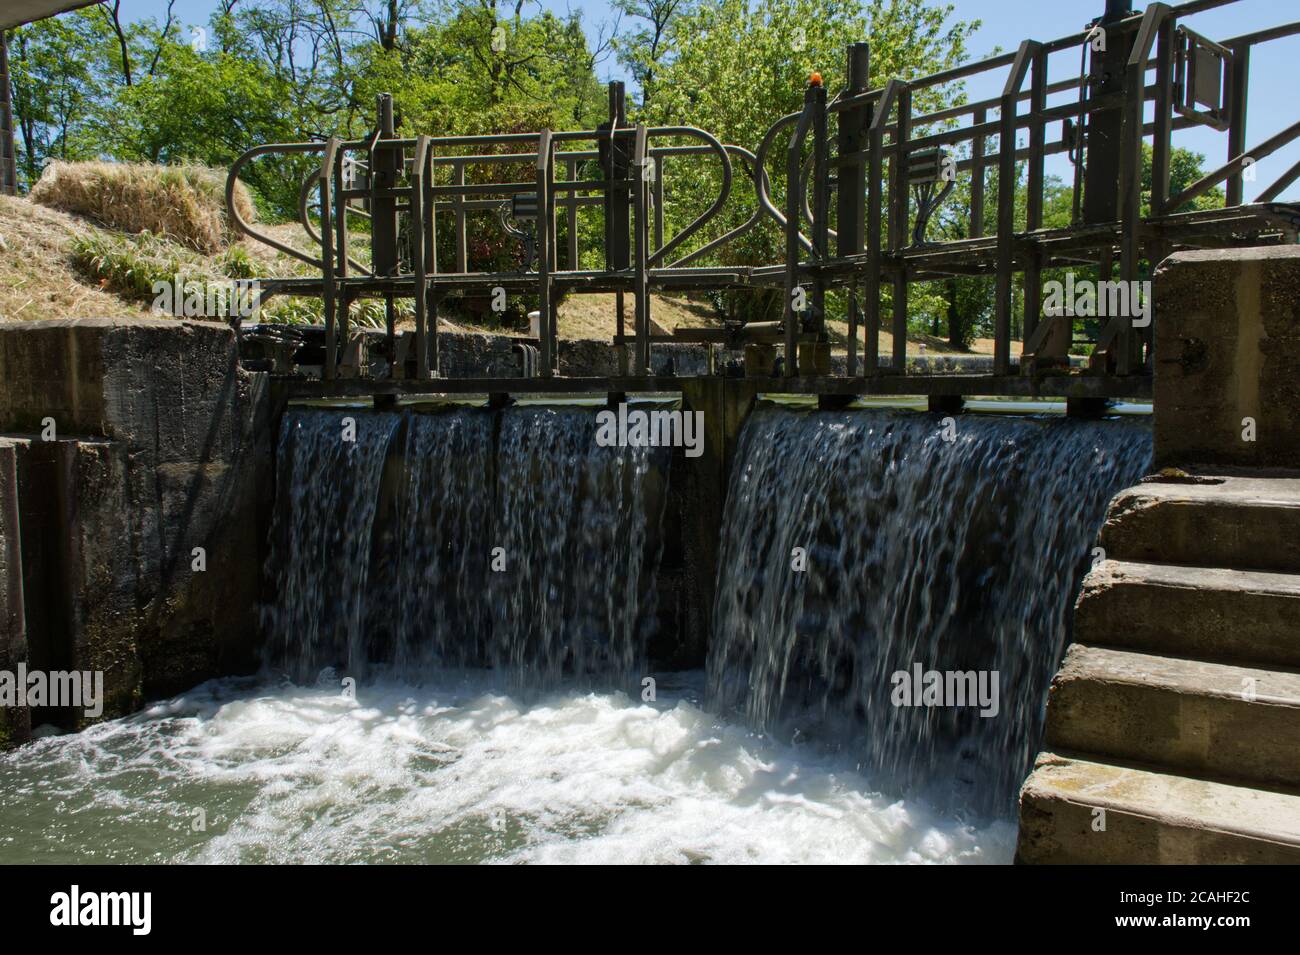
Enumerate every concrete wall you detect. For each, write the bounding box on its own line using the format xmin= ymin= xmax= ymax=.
xmin=1154 ymin=245 xmax=1300 ymax=469
xmin=0 ymin=318 xmax=270 ymax=741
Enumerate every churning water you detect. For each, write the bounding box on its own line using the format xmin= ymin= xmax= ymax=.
xmin=0 ymin=673 xmax=1014 ymax=863
xmin=0 ymin=403 xmax=1148 ymax=864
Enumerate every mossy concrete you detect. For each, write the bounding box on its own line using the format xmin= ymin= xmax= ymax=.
xmin=0 ymin=317 xmax=271 ymax=738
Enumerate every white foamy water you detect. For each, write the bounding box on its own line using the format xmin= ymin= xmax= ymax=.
xmin=0 ymin=672 xmax=1014 ymax=865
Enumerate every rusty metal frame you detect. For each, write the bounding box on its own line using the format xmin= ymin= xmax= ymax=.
xmin=227 ymin=0 xmax=1300 ymax=398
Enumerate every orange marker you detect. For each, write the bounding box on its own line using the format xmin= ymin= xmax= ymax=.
xmin=809 ymin=71 xmax=823 ymax=87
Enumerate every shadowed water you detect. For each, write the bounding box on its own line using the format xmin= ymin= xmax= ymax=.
xmin=262 ymin=406 xmax=668 ymax=683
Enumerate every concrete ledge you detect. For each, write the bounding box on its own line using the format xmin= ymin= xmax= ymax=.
xmin=1154 ymin=246 xmax=1300 ymax=469
xmin=1099 ymin=475 xmax=1300 ymax=573
xmin=1045 ymin=644 xmax=1300 ymax=788
xmin=1076 ymin=559 xmax=1300 ymax=668
xmin=1018 ymin=753 xmax=1300 ymax=864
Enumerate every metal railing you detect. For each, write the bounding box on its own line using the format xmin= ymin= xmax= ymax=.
xmin=227 ymin=0 xmax=1300 ymax=391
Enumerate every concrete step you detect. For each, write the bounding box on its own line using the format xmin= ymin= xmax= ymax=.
xmin=1017 ymin=753 xmax=1300 ymax=864
xmin=1099 ymin=475 xmax=1300 ymax=573
xmin=1044 ymin=644 xmax=1300 ymax=789
xmin=1076 ymin=559 xmax=1300 ymax=668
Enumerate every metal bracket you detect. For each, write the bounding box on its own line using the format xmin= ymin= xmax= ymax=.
xmin=1174 ymin=26 xmax=1233 ymax=132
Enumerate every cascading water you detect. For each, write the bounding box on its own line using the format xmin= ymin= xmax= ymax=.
xmin=261 ymin=404 xmax=668 ymax=684
xmin=707 ymin=406 xmax=1152 ymax=815
xmin=0 ymin=398 xmax=1146 ymax=863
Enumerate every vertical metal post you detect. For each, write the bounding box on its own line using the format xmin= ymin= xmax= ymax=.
xmin=889 ymin=84 xmax=911 ymax=373
xmin=994 ymin=42 xmax=1037 ymax=376
xmin=334 ymin=146 xmax=351 ymax=369
xmin=602 ymin=82 xmax=630 ymax=272
xmin=565 ymin=156 xmax=579 ymax=269
xmin=653 ymin=155 xmax=665 ymax=253
xmin=453 ymin=161 xmax=467 ymax=272
xmin=1226 ymin=44 xmax=1250 ymax=207
xmin=319 ymin=138 xmax=341 ymax=381
xmin=865 ymin=81 xmax=901 ymax=376
xmin=0 ymin=32 xmax=16 ymax=195
xmin=600 ymin=82 xmax=631 ymax=373
xmin=1083 ymin=0 xmax=1135 ymax=226
xmin=838 ymin=43 xmax=871 ymax=377
xmin=785 ymin=84 xmax=815 ymax=378
xmin=1118 ymin=5 xmax=1168 ymax=375
xmin=971 ymin=107 xmax=986 ymax=238
xmin=372 ymin=95 xmax=400 ymax=367
xmin=632 ymin=124 xmax=651 ymax=376
xmin=1023 ymin=47 xmax=1048 ymax=350
xmin=536 ymin=130 xmax=554 ymax=377
xmin=812 ymin=81 xmax=829 ymax=349
xmin=411 ymin=135 xmax=431 ymax=380
xmin=1150 ymin=19 xmax=1175 ymax=215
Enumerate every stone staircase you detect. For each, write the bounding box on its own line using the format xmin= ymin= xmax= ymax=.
xmin=1017 ymin=474 xmax=1300 ymax=863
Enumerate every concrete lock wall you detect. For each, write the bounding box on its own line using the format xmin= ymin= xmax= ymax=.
xmin=0 ymin=318 xmax=271 ymax=742
xmin=1154 ymin=245 xmax=1300 ymax=470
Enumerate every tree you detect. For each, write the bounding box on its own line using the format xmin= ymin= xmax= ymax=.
xmin=611 ymin=0 xmax=694 ymax=110
xmin=7 ymin=11 xmax=117 ymax=188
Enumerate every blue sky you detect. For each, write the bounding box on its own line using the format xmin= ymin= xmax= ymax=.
xmin=119 ymin=0 xmax=1299 ymax=200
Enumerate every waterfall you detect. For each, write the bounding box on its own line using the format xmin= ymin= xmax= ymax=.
xmin=706 ymin=406 xmax=1152 ymax=815
xmin=262 ymin=405 xmax=669 ymax=685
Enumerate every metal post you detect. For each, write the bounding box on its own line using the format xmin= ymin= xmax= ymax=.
xmin=838 ymin=43 xmax=870 ymax=377
xmin=334 ymin=146 xmax=351 ymax=371
xmin=811 ymin=82 xmax=829 ymax=351
xmin=1023 ymin=47 xmax=1047 ymax=350
xmin=319 ymin=138 xmax=341 ymax=381
xmin=970 ymin=107 xmax=986 ymax=238
xmin=1226 ymin=44 xmax=1250 ymax=206
xmin=565 ymin=156 xmax=578 ymax=269
xmin=536 ymin=130 xmax=554 ymax=377
xmin=889 ymin=84 xmax=911 ymax=373
xmin=372 ymin=95 xmax=400 ymax=368
xmin=865 ymin=80 xmax=902 ymax=375
xmin=653 ymin=155 xmax=665 ymax=253
xmin=0 ymin=32 xmax=16 ymax=195
xmin=1117 ymin=4 xmax=1168 ymax=375
xmin=785 ymin=84 xmax=816 ymax=378
xmin=994 ymin=42 xmax=1037 ymax=376
xmin=1150 ymin=18 xmax=1175 ymax=215
xmin=411 ymin=135 xmax=431 ymax=380
xmin=453 ymin=161 xmax=467 ymax=272
xmin=633 ymin=124 xmax=651 ymax=376
xmin=1083 ymin=0 xmax=1135 ymax=226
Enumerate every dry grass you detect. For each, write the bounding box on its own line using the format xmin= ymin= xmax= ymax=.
xmin=0 ymin=195 xmax=147 ymax=322
xmin=1 ymin=183 xmax=1019 ymax=355
xmin=30 ymin=161 xmax=255 ymax=254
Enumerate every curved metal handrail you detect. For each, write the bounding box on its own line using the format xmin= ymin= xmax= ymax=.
xmin=226 ymin=143 xmax=329 ymax=269
xmin=295 ymin=171 xmax=374 ymax=276
xmin=753 ymin=110 xmax=816 ymax=255
xmin=643 ymin=125 xmax=733 ymax=267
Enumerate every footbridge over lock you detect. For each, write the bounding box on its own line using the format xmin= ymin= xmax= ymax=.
xmin=223 ymin=0 xmax=1299 ymax=417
